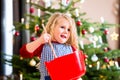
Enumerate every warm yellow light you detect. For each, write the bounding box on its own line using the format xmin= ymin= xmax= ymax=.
xmin=26 ymin=24 xmax=29 ymax=29
xmin=21 ymin=18 xmax=24 ymax=24
xmin=26 ymin=0 xmax=30 ymax=3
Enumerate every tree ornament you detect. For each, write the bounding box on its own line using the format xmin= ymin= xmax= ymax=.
xmin=88 ymin=64 xmax=92 ymax=68
xmin=66 ymin=0 xmax=70 ymax=4
xmin=104 ymin=29 xmax=109 ymax=35
xmin=25 ymin=24 xmax=29 ymax=29
xmin=34 ymin=24 xmax=40 ymax=31
xmin=75 ymin=9 xmax=79 ymax=17
xmin=103 ymin=47 xmax=109 ymax=52
xmin=61 ymin=0 xmax=70 ymax=6
xmin=44 ymin=0 xmax=51 ymax=8
xmin=93 ymin=35 xmax=98 ymax=42
xmin=109 ymin=60 xmax=114 ymax=66
xmin=20 ymin=72 xmax=23 ymax=80
xmin=30 ymin=7 xmax=34 ymax=14
xmin=98 ymin=36 xmax=103 ymax=44
xmin=110 ymin=32 xmax=119 ymax=40
xmin=97 ymin=61 xmax=100 ymax=70
xmin=114 ymin=61 xmax=119 ymax=69
xmin=79 ymin=40 xmax=84 ymax=49
xmin=91 ymin=54 xmax=98 ymax=62
xmin=89 ymin=27 xmax=94 ymax=33
xmin=100 ymin=16 xmax=105 ymax=23
xmin=29 ymin=59 xmax=36 ymax=66
xmin=80 ymin=0 xmax=85 ymax=3
xmin=89 ymin=36 xmax=98 ymax=42
xmin=20 ymin=57 xmax=23 ymax=60
xmin=101 ymin=64 xmax=106 ymax=69
xmin=30 ymin=36 xmax=36 ymax=41
xmin=104 ymin=57 xmax=109 ymax=63
xmin=81 ymin=29 xmax=87 ymax=35
xmin=84 ymin=54 xmax=88 ymax=59
xmin=100 ymin=75 xmax=104 ymax=79
xmin=14 ymin=31 xmax=20 ymax=36
xmin=77 ymin=78 xmax=83 ymax=80
xmin=76 ymin=20 xmax=82 ymax=26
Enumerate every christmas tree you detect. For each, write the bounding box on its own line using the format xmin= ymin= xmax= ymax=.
xmin=11 ymin=0 xmax=120 ymax=80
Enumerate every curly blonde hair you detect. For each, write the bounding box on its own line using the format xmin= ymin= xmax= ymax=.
xmin=44 ymin=12 xmax=79 ymax=49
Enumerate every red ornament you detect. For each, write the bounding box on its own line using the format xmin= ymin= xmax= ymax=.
xmin=76 ymin=21 xmax=82 ymax=26
xmin=104 ymin=29 xmax=109 ymax=35
xmin=30 ymin=36 xmax=36 ymax=41
xmin=84 ymin=54 xmax=88 ymax=59
xmin=14 ymin=31 xmax=20 ymax=36
xmin=81 ymin=29 xmax=87 ymax=35
xmin=103 ymin=47 xmax=108 ymax=52
xmin=66 ymin=0 xmax=69 ymax=4
xmin=34 ymin=25 xmax=40 ymax=31
xmin=104 ymin=57 xmax=109 ymax=63
xmin=30 ymin=7 xmax=34 ymax=14
xmin=37 ymin=34 xmax=41 ymax=37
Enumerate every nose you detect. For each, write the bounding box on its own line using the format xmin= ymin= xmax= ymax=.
xmin=64 ymin=29 xmax=69 ymax=34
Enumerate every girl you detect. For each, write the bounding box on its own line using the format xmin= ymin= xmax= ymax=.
xmin=20 ymin=12 xmax=79 ymax=80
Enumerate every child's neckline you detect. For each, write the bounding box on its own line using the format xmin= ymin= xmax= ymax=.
xmin=51 ymin=41 xmax=59 ymax=43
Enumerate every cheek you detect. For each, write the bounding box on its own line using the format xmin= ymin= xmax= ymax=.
xmin=55 ymin=28 xmax=62 ymax=34
xmin=68 ymin=33 xmax=70 ymax=38
xmin=53 ymin=30 xmax=60 ymax=38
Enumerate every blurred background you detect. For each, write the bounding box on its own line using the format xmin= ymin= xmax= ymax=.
xmin=0 ymin=0 xmax=120 ymax=80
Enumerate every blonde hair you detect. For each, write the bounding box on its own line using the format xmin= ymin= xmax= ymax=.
xmin=44 ymin=12 xmax=79 ymax=49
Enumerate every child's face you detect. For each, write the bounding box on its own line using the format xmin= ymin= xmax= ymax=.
xmin=52 ymin=17 xmax=70 ymax=43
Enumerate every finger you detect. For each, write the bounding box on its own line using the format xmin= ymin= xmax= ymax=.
xmin=44 ymin=36 xmax=50 ymax=43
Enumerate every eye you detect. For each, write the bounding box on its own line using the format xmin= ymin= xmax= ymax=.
xmin=60 ymin=26 xmax=70 ymax=32
xmin=68 ymin=28 xmax=70 ymax=32
xmin=60 ymin=26 xmax=65 ymax=29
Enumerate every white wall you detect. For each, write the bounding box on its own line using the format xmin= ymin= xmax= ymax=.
xmin=81 ymin=0 xmax=118 ymax=23
xmin=81 ymin=0 xmax=119 ymax=49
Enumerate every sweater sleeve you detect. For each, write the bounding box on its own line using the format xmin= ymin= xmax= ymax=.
xmin=20 ymin=44 xmax=44 ymax=58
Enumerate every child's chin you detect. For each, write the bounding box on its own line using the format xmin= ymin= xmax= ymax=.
xmin=58 ymin=41 xmax=67 ymax=44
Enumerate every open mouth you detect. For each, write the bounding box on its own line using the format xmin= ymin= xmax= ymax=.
xmin=60 ymin=35 xmax=67 ymax=39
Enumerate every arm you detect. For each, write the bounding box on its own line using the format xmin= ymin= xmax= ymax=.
xmin=20 ymin=33 xmax=51 ymax=58
xmin=20 ymin=44 xmax=44 ymax=58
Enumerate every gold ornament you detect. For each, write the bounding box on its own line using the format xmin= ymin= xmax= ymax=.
xmin=100 ymin=75 xmax=104 ymax=78
xmin=20 ymin=72 xmax=23 ymax=80
xmin=29 ymin=59 xmax=36 ymax=66
xmin=25 ymin=24 xmax=29 ymax=29
xmin=20 ymin=56 xmax=23 ymax=60
xmin=110 ymin=32 xmax=119 ymax=40
xmin=109 ymin=60 xmax=114 ymax=66
xmin=101 ymin=64 xmax=106 ymax=69
xmin=89 ymin=64 xmax=92 ymax=68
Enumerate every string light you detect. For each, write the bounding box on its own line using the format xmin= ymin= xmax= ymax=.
xmin=26 ymin=0 xmax=30 ymax=3
xmin=21 ymin=18 xmax=24 ymax=24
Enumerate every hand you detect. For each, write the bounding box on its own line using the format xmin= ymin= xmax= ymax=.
xmin=39 ymin=33 xmax=51 ymax=44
